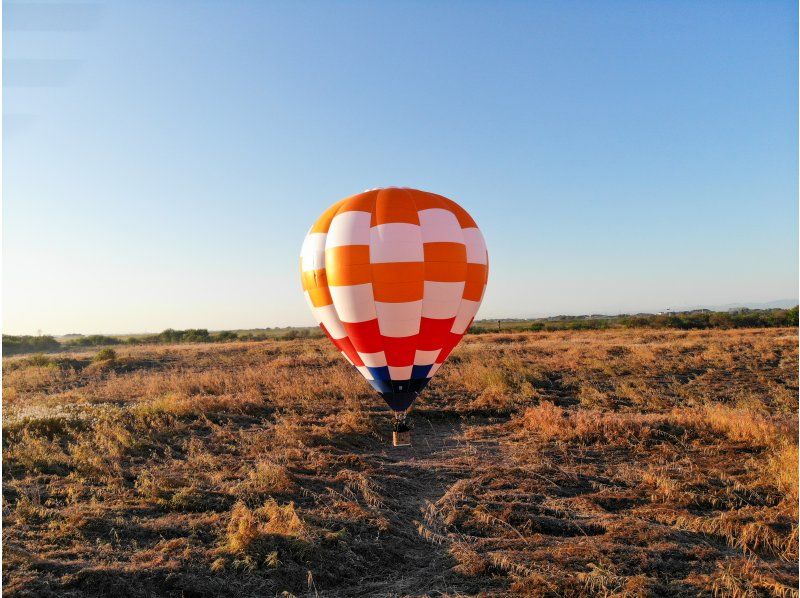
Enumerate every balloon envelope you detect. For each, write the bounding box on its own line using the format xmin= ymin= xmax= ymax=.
xmin=300 ymin=188 xmax=488 ymax=411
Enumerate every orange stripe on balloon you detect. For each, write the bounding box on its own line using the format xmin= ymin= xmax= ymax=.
xmin=408 ymin=190 xmax=449 ymax=211
xmin=423 ymin=242 xmax=467 ymax=263
xmin=462 ymin=263 xmax=488 ymax=300
xmin=408 ymin=190 xmax=476 ymax=227
xmin=466 ymin=263 xmax=488 ymax=284
xmin=339 ymin=190 xmax=377 ymax=214
xmin=325 ymin=245 xmax=371 ymax=286
xmin=371 ymin=259 xmax=425 ymax=301
xmin=462 ymin=281 xmax=484 ymax=302
xmin=424 ymin=262 xmax=467 ymax=282
xmin=310 ymin=199 xmax=347 ymax=233
xmin=372 ymin=280 xmax=424 ymax=302
xmin=307 ymin=285 xmax=333 ymax=307
xmin=372 ymin=188 xmax=420 ymax=226
xmin=326 ymin=245 xmax=370 ymax=263
xmin=371 ymin=262 xmax=424 ymax=282
xmin=301 ymin=268 xmax=328 ymax=292
xmin=330 ymin=261 xmax=427 ymax=296
xmin=326 ymin=265 xmax=373 ymax=286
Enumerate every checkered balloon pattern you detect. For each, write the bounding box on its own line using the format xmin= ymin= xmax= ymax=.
xmin=300 ymin=188 xmax=488 ymax=411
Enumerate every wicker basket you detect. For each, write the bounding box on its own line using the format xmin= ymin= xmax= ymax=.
xmin=392 ymin=419 xmax=411 ymax=447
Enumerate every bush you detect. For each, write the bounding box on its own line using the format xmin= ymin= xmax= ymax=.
xmin=94 ymin=348 xmax=117 ymax=362
xmin=26 ymin=354 xmax=54 ymax=367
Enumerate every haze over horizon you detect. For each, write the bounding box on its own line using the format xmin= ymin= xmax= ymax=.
xmin=4 ymin=1 xmax=797 ymax=336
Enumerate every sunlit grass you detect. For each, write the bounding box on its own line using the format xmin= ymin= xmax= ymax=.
xmin=2 ymin=327 xmax=797 ymax=596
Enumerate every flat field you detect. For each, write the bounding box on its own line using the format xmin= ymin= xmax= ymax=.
xmin=2 ymin=328 xmax=798 ymax=597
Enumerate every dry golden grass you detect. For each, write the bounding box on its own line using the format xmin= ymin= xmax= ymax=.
xmin=2 ymin=328 xmax=797 ymax=596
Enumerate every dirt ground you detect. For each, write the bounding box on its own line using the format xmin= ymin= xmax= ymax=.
xmin=2 ymin=328 xmax=798 ymax=597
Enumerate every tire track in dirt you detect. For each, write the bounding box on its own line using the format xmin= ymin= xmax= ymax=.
xmin=337 ymin=414 xmax=506 ymax=597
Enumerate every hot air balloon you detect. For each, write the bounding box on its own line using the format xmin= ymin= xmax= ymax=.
xmin=300 ymin=188 xmax=488 ymax=445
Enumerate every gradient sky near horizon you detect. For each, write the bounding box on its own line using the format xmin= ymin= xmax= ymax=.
xmin=4 ymin=0 xmax=798 ymax=335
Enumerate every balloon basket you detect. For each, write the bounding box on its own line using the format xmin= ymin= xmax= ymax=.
xmin=392 ymin=429 xmax=411 ymax=447
xmin=392 ymin=416 xmax=411 ymax=447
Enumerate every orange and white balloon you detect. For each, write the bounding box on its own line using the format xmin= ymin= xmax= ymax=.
xmin=300 ymin=188 xmax=488 ymax=411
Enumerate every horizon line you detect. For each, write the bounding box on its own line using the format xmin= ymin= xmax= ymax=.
xmin=4 ymin=300 xmax=797 ymax=338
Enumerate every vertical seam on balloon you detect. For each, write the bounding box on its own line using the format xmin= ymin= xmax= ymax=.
xmin=369 ymin=190 xmax=379 ymax=391
xmin=449 ymin=200 xmax=469 ymax=365
xmin=326 ymin=198 xmax=353 ymax=389
xmin=369 ymin=190 xmax=390 ymax=398
xmin=404 ymin=187 xmax=425 ymax=391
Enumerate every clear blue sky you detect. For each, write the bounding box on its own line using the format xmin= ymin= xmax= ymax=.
xmin=4 ymin=1 xmax=797 ymax=335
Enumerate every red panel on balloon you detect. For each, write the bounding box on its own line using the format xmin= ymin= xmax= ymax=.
xmin=381 ymin=335 xmax=417 ymax=367
xmin=417 ymin=317 xmax=456 ymax=351
xmin=436 ymin=332 xmax=464 ymax=364
xmin=343 ymin=319 xmax=383 ymax=354
xmin=332 ymin=335 xmax=364 ymax=367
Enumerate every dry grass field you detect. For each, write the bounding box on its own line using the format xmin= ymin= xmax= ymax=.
xmin=3 ymin=328 xmax=798 ymax=597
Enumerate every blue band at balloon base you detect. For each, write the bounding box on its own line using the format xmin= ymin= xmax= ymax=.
xmin=381 ymin=391 xmax=418 ymax=412
xmin=369 ymin=377 xmax=431 ymax=411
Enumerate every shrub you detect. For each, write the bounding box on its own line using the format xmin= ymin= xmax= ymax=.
xmin=94 ymin=348 xmax=117 ymax=362
xmin=26 ymin=354 xmax=53 ymax=367
xmin=239 ymin=461 xmax=296 ymax=495
xmin=220 ymin=500 xmax=318 ymax=569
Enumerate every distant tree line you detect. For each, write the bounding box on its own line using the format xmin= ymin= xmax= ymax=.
xmin=3 ymin=327 xmax=325 ymax=355
xmin=3 ymin=335 xmax=61 ymax=355
xmin=63 ymin=335 xmax=123 ymax=348
xmin=470 ymin=307 xmax=799 ymax=334
xmin=617 ymin=307 xmax=798 ymax=330
xmin=3 ymin=308 xmax=795 ymax=355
